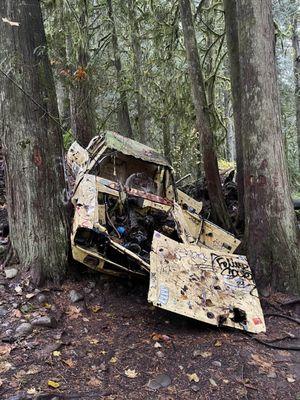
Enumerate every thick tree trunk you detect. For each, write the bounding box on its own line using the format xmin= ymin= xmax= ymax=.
xmin=0 ymin=0 xmax=69 ymax=283
xmin=128 ymin=0 xmax=147 ymax=143
xmin=179 ymin=0 xmax=232 ymax=231
xmin=70 ymin=46 xmax=96 ymax=147
xmin=292 ymin=15 xmax=300 ymax=171
xmin=107 ymin=0 xmax=133 ymax=138
xmin=69 ymin=1 xmax=96 ymax=148
xmin=237 ymin=0 xmax=300 ymax=294
xmin=224 ymin=0 xmax=245 ymax=225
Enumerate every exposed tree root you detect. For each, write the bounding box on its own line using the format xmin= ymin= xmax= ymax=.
xmin=265 ymin=313 xmax=300 ymax=325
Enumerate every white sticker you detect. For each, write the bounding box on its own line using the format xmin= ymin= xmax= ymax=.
xmin=158 ymin=285 xmax=169 ymax=305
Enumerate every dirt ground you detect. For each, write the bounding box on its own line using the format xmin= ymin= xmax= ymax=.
xmin=0 ymin=267 xmax=299 ymax=400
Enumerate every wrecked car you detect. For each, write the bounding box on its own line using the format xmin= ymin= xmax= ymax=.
xmin=67 ymin=131 xmax=265 ymax=334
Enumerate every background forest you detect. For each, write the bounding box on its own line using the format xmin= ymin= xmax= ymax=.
xmin=0 ymin=1 xmax=300 ymax=398
xmin=43 ymin=0 xmax=300 ymax=191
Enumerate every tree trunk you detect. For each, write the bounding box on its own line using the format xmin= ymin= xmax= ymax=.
xmin=0 ymin=0 xmax=69 ymax=284
xmin=223 ymin=89 xmax=235 ymax=162
xmin=69 ymin=1 xmax=96 ymax=148
xmin=128 ymin=0 xmax=147 ymax=143
xmin=107 ymin=0 xmax=133 ymax=138
xmin=237 ymin=0 xmax=300 ymax=294
xmin=56 ymin=78 xmax=71 ymax=131
xmin=224 ymin=0 xmax=245 ymax=225
xmin=292 ymin=15 xmax=300 ymax=171
xmin=179 ymin=0 xmax=232 ymax=231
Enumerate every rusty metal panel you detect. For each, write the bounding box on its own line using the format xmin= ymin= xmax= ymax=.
xmin=148 ymin=232 xmax=265 ymax=333
xmin=177 ymin=189 xmax=203 ymax=214
xmin=199 ymin=219 xmax=240 ymax=253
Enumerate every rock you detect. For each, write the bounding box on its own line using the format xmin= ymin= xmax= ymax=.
xmin=15 ymin=322 xmax=33 ymax=337
xmin=156 ymin=351 xmax=164 ymax=358
xmin=191 ymin=385 xmax=200 ymax=392
xmin=192 ymin=349 xmax=202 ymax=358
xmin=99 ymin=362 xmax=108 ymax=372
xmin=0 ymin=244 xmax=6 ymax=255
xmin=37 ymin=293 xmax=47 ymax=304
xmin=89 ymin=281 xmax=96 ymax=289
xmin=20 ymin=304 xmax=30 ymax=313
xmin=31 ymin=316 xmax=57 ymax=328
xmin=0 ymin=284 xmax=5 ymax=292
xmin=2 ymin=329 xmax=15 ymax=343
xmin=212 ymin=360 xmax=222 ymax=367
xmin=0 ymin=305 xmax=8 ymax=317
xmin=4 ymin=268 xmax=18 ymax=279
xmin=69 ymin=289 xmax=83 ymax=303
xmin=267 ymin=372 xmax=277 ymax=379
xmin=147 ymin=373 xmax=171 ymax=390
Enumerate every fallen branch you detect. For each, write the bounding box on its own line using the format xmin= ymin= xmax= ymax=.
xmin=265 ymin=313 xmax=300 ymax=325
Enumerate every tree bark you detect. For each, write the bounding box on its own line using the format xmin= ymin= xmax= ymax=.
xmin=107 ymin=0 xmax=133 ymax=138
xmin=292 ymin=15 xmax=300 ymax=171
xmin=179 ymin=0 xmax=232 ymax=231
xmin=128 ymin=0 xmax=147 ymax=143
xmin=224 ymin=0 xmax=244 ymax=225
xmin=224 ymin=90 xmax=235 ymax=162
xmin=237 ymin=0 xmax=300 ymax=294
xmin=69 ymin=0 xmax=96 ymax=148
xmin=0 ymin=0 xmax=69 ymax=284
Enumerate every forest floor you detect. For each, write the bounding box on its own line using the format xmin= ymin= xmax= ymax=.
xmin=0 ymin=266 xmax=299 ymax=400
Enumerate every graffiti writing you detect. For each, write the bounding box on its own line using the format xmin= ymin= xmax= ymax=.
xmin=211 ymin=254 xmax=253 ymax=280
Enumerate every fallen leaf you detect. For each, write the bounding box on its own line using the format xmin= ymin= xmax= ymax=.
xmin=12 ymin=309 xmax=22 ymax=318
xmin=110 ymin=356 xmax=117 ymax=364
xmin=27 ymin=388 xmax=37 ymax=395
xmin=214 ymin=340 xmax=222 ymax=347
xmin=47 ymin=380 xmax=60 ymax=388
xmin=200 ymin=351 xmax=212 ymax=358
xmin=0 ymin=344 xmax=12 ymax=356
xmin=249 ymin=354 xmax=275 ymax=374
xmin=89 ymin=338 xmax=99 ymax=345
xmin=25 ymin=293 xmax=35 ymax=299
xmin=26 ymin=366 xmax=42 ymax=375
xmin=125 ymin=369 xmax=138 ymax=378
xmin=286 ymin=375 xmax=295 ymax=383
xmin=2 ymin=17 xmax=20 ymax=27
xmin=66 ymin=305 xmax=81 ymax=320
xmin=151 ymin=333 xmax=171 ymax=342
xmin=43 ymin=303 xmax=52 ymax=309
xmin=88 ymin=377 xmax=101 ymax=387
xmin=0 ymin=379 xmax=3 ymax=387
xmin=15 ymin=285 xmax=22 ymax=295
xmin=187 ymin=373 xmax=200 ymax=383
xmin=154 ymin=342 xmax=162 ymax=348
xmin=62 ymin=358 xmax=74 ymax=368
xmin=100 ymin=350 xmax=107 ymax=355
xmin=209 ymin=378 xmax=218 ymax=387
xmin=0 ymin=361 xmax=12 ymax=373
xmin=52 ymin=351 xmax=61 ymax=357
xmin=91 ymin=305 xmax=101 ymax=313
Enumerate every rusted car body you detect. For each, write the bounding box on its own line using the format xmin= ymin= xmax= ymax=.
xmin=67 ymin=131 xmax=265 ymax=333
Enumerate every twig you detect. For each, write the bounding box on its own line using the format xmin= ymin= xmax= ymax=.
xmin=253 ymin=337 xmax=300 ymax=351
xmin=265 ymin=313 xmax=300 ymax=325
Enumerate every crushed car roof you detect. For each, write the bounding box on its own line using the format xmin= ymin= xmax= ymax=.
xmin=94 ymin=131 xmax=171 ymax=168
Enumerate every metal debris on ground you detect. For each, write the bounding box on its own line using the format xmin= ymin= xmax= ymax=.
xmin=67 ymin=131 xmax=265 ymax=334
